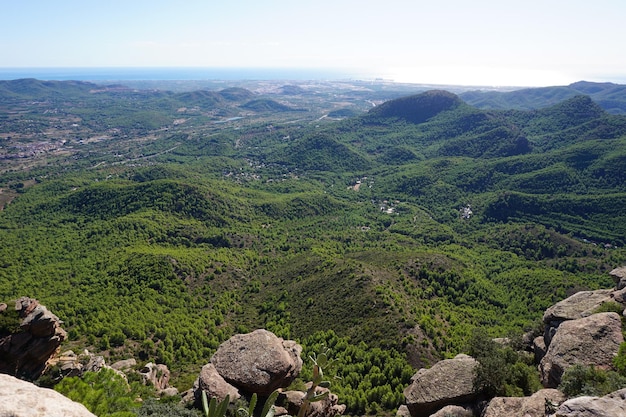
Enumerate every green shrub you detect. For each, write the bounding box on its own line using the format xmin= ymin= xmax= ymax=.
xmin=55 ymin=369 xmax=142 ymax=417
xmin=615 ymin=342 xmax=626 ymax=376
xmin=466 ymin=328 xmax=541 ymax=397
xmin=593 ymin=301 xmax=625 ymax=315
xmin=559 ymin=364 xmax=626 ymax=397
xmin=135 ymin=398 xmax=199 ymax=417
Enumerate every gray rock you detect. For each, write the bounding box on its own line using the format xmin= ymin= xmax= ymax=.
xmin=609 ymin=266 xmax=626 ymax=290
xmin=211 ymin=329 xmax=303 ymax=395
xmin=482 ymin=388 xmax=565 ymax=417
xmin=542 ymin=290 xmax=613 ymax=347
xmin=611 ymin=287 xmax=626 ymax=306
xmin=83 ymin=355 xmax=106 ymax=373
xmin=15 ymin=296 xmax=39 ymax=316
xmin=281 ymin=384 xmax=346 ymax=417
xmin=403 ymin=354 xmax=480 ymax=417
xmin=533 ymin=335 xmax=547 ymax=364
xmin=543 ymin=289 xmax=613 ymax=324
xmin=160 ymin=387 xmax=180 ymax=397
xmin=396 ymin=404 xmax=411 ymax=417
xmin=56 ymin=350 xmax=83 ymax=377
xmin=111 ymin=358 xmax=137 ymax=371
xmin=539 ymin=312 xmax=624 ymax=388
xmin=193 ymin=363 xmax=241 ymax=404
xmin=180 ymin=388 xmax=196 ymax=405
xmin=139 ymin=362 xmax=171 ymax=391
xmin=0 ymin=373 xmax=96 ymax=417
xmin=20 ymin=305 xmax=62 ymax=337
xmin=521 ymin=330 xmax=537 ymax=351
xmin=555 ymin=388 xmax=626 ymax=417
xmin=428 ymin=404 xmax=473 ymax=417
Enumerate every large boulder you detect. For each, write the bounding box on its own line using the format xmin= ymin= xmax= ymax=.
xmin=403 ymin=354 xmax=480 ymax=417
xmin=210 ymin=329 xmax=303 ymax=395
xmin=543 ymin=289 xmax=614 ymax=324
xmin=539 ymin=312 xmax=623 ymax=388
xmin=0 ymin=373 xmax=96 ymax=417
xmin=555 ymin=388 xmax=626 ymax=417
xmin=482 ymin=388 xmax=565 ymax=417
xmin=193 ymin=363 xmax=241 ymax=405
xmin=542 ymin=289 xmax=614 ymax=347
xmin=0 ymin=297 xmax=66 ymax=379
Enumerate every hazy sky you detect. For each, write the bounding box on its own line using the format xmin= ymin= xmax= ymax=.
xmin=2 ymin=0 xmax=625 ymax=86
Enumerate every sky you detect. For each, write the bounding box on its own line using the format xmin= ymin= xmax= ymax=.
xmin=2 ymin=0 xmax=626 ymax=87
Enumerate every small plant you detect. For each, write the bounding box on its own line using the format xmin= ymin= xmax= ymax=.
xmin=297 ymin=350 xmax=337 ymax=417
xmin=593 ymin=301 xmax=625 ymax=315
xmin=237 ymin=390 xmax=279 ymax=417
xmin=202 ymin=391 xmax=230 ymax=417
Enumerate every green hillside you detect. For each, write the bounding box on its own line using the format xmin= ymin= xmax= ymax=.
xmin=1 ymin=83 xmax=626 ymax=415
xmin=240 ymin=98 xmax=298 ymax=112
xmin=461 ymin=80 xmax=626 ymax=114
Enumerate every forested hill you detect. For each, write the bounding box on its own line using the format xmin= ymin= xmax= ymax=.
xmin=1 ymin=80 xmax=626 ymax=415
xmin=460 ymin=80 xmax=626 ymax=114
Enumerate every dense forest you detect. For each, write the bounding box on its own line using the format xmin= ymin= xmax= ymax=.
xmin=1 ymin=79 xmax=626 ymax=416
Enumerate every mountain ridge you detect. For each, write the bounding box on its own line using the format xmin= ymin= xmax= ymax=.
xmin=461 ymin=80 xmax=626 ymax=114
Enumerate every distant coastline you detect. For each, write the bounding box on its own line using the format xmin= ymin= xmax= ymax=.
xmin=0 ymin=67 xmax=368 ymax=82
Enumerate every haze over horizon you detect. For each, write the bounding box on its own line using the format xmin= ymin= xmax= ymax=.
xmin=2 ymin=0 xmax=626 ymax=87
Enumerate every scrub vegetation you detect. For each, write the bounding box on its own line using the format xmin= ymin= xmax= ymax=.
xmin=2 ymin=79 xmax=626 ymax=415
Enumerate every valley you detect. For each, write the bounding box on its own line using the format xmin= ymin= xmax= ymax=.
xmin=1 ymin=77 xmax=626 ymax=416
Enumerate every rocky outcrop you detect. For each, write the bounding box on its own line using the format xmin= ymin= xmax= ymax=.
xmin=403 ymin=354 xmax=480 ymax=417
xmin=83 ymin=354 xmax=107 ymax=373
xmin=401 ymin=268 xmax=626 ymax=417
xmin=0 ymin=297 xmax=66 ymax=379
xmin=193 ymin=329 xmax=343 ymax=417
xmin=210 ymin=329 xmax=303 ymax=396
xmin=0 ymin=373 xmax=96 ymax=417
xmin=58 ymin=350 xmax=127 ymax=380
xmin=111 ymin=358 xmax=137 ymax=372
xmin=282 ymin=384 xmax=347 ymax=417
xmin=55 ymin=350 xmax=85 ymax=377
xmin=52 ymin=350 xmax=174 ymax=395
xmin=539 ymin=312 xmax=623 ymax=388
xmin=482 ymin=388 xmax=565 ymax=417
xmin=542 ymin=289 xmax=613 ymax=346
xmin=555 ymin=388 xmax=626 ymax=416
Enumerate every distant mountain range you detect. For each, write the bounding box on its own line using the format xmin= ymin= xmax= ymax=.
xmin=460 ymin=81 xmax=626 ymax=114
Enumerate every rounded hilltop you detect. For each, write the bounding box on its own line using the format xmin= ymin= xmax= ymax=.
xmin=367 ymin=90 xmax=463 ymax=123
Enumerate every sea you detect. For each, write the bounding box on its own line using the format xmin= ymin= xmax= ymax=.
xmin=0 ymin=67 xmax=366 ymax=82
